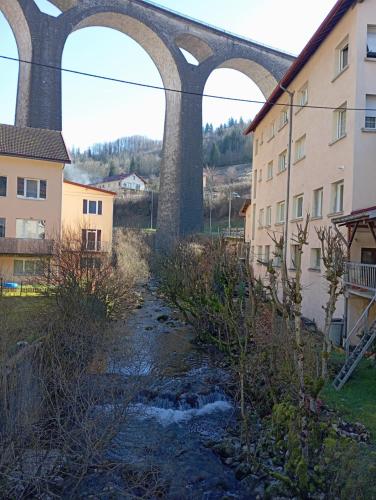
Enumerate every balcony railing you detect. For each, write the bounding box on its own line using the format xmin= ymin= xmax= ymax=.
xmin=0 ymin=238 xmax=54 ymax=256
xmin=82 ymin=241 xmax=110 ymax=253
xmin=345 ymin=262 xmax=376 ymax=291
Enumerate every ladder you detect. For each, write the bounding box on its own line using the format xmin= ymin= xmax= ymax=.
xmin=333 ymin=325 xmax=376 ymax=390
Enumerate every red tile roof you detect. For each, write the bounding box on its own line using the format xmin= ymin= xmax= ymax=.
xmin=245 ymin=0 xmax=357 ymax=135
xmin=64 ymin=180 xmax=116 ymax=196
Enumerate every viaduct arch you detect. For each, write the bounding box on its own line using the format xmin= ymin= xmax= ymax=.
xmin=0 ymin=0 xmax=295 ymax=248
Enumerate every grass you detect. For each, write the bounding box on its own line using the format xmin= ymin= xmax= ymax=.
xmin=0 ymin=295 xmax=55 ymax=356
xmin=322 ymin=355 xmax=376 ymax=442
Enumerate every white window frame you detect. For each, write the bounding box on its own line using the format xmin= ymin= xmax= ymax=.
xmin=264 ymin=245 xmax=271 ymax=264
xmin=14 ymin=259 xmax=43 ymax=276
xmin=17 ymin=177 xmax=47 ymax=200
xmin=16 ymin=219 xmax=46 ymax=240
xmin=293 ymin=194 xmax=304 ymax=219
xmin=83 ymin=199 xmax=103 ymax=215
xmin=367 ymin=25 xmax=376 ymax=58
xmin=313 ymin=188 xmax=323 ymax=218
xmin=276 ymin=201 xmax=285 ymax=224
xmin=266 ymin=206 xmax=272 ymax=227
xmin=258 ymin=208 xmax=264 ymax=228
xmin=297 ymin=83 xmax=308 ymax=107
xmin=333 ymin=103 xmax=347 ymax=140
xmin=268 ymin=121 xmax=275 ymax=140
xmin=336 ymin=37 xmax=349 ymax=74
xmin=365 ymin=94 xmax=376 ymax=129
xmin=291 ymin=244 xmax=300 ymax=270
xmin=0 ymin=217 xmax=5 ymax=238
xmin=278 ymin=150 xmax=287 ymax=173
xmin=0 ymin=176 xmax=7 ymax=197
xmin=295 ymin=135 xmax=306 ymax=162
xmin=310 ymin=248 xmax=321 ymax=270
xmin=266 ymin=161 xmax=273 ymax=180
xmin=332 ymin=181 xmax=344 ymax=214
xmin=279 ymin=107 xmax=288 ymax=129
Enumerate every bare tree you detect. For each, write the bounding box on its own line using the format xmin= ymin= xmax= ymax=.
xmin=316 ymin=226 xmax=345 ymax=379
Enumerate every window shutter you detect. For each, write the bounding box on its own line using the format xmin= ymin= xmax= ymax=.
xmin=83 ymin=199 xmax=87 ymax=214
xmin=98 ymin=201 xmax=102 ymax=215
xmin=97 ymin=230 xmax=102 ymax=251
xmin=17 ymin=177 xmax=24 ymax=196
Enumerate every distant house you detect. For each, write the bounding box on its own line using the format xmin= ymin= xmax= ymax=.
xmin=91 ymin=173 xmax=147 ymax=192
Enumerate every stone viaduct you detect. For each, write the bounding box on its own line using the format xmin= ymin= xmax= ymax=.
xmin=0 ymin=0 xmax=294 ymax=248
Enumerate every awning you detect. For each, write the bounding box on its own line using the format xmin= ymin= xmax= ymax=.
xmin=332 ymin=207 xmax=376 ymax=227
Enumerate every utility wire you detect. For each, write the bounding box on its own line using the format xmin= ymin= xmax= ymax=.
xmin=1 ymin=54 xmax=376 ymax=112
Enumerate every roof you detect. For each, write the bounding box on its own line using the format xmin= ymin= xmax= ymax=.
xmin=0 ymin=123 xmax=71 ymax=163
xmin=92 ymin=172 xmax=147 ymax=185
xmin=332 ymin=206 xmax=376 ymax=226
xmin=239 ymin=199 xmax=252 ymax=216
xmin=64 ymin=180 xmax=116 ymax=196
xmin=245 ymin=0 xmax=357 ymax=134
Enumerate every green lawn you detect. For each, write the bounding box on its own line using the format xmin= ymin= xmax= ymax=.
xmin=322 ymin=357 xmax=376 ymax=442
xmin=0 ymin=296 xmax=54 ymax=355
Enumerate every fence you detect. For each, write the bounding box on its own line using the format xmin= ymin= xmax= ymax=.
xmin=0 ymin=278 xmax=47 ymax=297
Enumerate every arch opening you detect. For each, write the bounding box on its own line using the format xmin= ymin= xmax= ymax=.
xmin=179 ymin=48 xmax=199 ymax=66
xmin=0 ymin=1 xmax=32 ymax=126
xmin=62 ymin=25 xmax=168 ymax=183
xmin=175 ymin=33 xmax=213 ymax=64
xmin=33 ymin=0 xmax=62 ymax=17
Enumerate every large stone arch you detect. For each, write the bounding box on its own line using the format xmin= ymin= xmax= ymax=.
xmin=0 ymin=0 xmax=32 ymax=126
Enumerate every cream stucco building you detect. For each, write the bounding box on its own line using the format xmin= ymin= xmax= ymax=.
xmin=244 ymin=0 xmax=376 ymax=336
xmin=0 ymin=124 xmax=115 ymax=282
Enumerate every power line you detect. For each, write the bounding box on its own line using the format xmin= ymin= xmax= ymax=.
xmin=0 ymin=54 xmax=375 ymax=113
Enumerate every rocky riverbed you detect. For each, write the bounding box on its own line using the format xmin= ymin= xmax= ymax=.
xmin=72 ymin=282 xmax=269 ymax=499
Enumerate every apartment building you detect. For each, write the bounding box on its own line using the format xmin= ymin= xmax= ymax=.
xmin=244 ymin=0 xmax=376 ymax=331
xmin=0 ymin=124 xmax=115 ymax=282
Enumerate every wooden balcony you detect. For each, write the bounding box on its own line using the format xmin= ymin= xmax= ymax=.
xmin=345 ymin=262 xmax=376 ymax=293
xmin=0 ymin=237 xmax=54 ymax=256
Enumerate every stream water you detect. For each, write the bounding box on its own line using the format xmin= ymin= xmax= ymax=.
xmin=77 ymin=283 xmax=256 ymax=499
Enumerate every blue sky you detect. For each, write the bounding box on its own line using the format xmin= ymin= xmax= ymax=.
xmin=0 ymin=0 xmax=337 ymax=149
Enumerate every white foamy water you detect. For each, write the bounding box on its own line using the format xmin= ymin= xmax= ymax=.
xmin=131 ymin=400 xmax=232 ymax=426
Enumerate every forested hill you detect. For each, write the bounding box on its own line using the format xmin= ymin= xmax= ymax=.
xmin=68 ymin=118 xmax=252 ymax=183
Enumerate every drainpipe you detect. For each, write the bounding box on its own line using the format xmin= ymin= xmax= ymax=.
xmin=280 ymin=85 xmax=294 ymax=267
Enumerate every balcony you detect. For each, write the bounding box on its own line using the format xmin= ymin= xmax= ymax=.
xmin=0 ymin=237 xmax=54 ymax=256
xmin=344 ymin=262 xmax=376 ymax=293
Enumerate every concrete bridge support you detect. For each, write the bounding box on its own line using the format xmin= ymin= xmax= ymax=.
xmin=0 ymin=0 xmax=294 ymax=249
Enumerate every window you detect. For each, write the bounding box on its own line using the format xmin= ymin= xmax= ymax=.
xmin=258 ymin=208 xmax=264 ymax=228
xmin=333 ymin=103 xmax=347 ymax=140
xmin=336 ymin=37 xmax=349 ymax=73
xmin=0 ymin=176 xmax=7 ymax=197
xmin=253 ymin=170 xmax=257 ymax=199
xmin=280 ymin=107 xmax=288 ymax=128
xmin=260 ymin=132 xmax=264 ymax=145
xmin=250 ymin=246 xmax=255 ymax=263
xmin=365 ymin=94 xmax=376 ymax=129
xmin=291 ymin=245 xmax=300 ymax=269
xmin=17 ymin=178 xmax=47 ymax=199
xmin=252 ymin=204 xmax=256 ymax=240
xmin=295 ymin=135 xmax=306 ymax=161
xmin=332 ymin=181 xmax=344 ymax=213
xmin=264 ymin=245 xmax=271 ymax=264
xmin=81 ymin=257 xmax=102 ymax=270
xmin=257 ymin=245 xmax=263 ymax=262
xmin=276 ymin=201 xmax=285 ymax=223
xmin=83 ymin=199 xmax=103 ymax=215
xmin=16 ymin=219 xmax=45 ymax=239
xmin=313 ymin=188 xmax=323 ymax=218
xmin=254 ymin=139 xmax=259 ymax=155
xmin=14 ymin=259 xmax=43 ymax=276
xmin=367 ymin=25 xmax=376 ymax=58
xmin=0 ymin=218 xmax=5 ymax=238
xmin=82 ymin=229 xmax=102 ymax=251
xmin=278 ymin=150 xmax=287 ymax=172
xmin=267 ymin=161 xmax=273 ymax=180
xmin=258 ymin=169 xmax=263 ymax=182
xmin=298 ymin=83 xmax=308 ymax=107
xmin=273 ymin=246 xmax=282 ymax=267
xmin=266 ymin=206 xmax=272 ymax=227
xmin=293 ymin=194 xmax=304 ymax=219
xmin=310 ymin=248 xmax=321 ymax=270
xmin=268 ymin=121 xmax=275 ymax=140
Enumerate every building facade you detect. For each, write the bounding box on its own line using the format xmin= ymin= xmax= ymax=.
xmin=244 ymin=0 xmax=376 ymax=329
xmin=0 ymin=124 xmax=115 ymax=282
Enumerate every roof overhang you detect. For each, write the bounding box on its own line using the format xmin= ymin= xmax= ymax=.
xmin=332 ymin=207 xmax=376 ymax=226
xmin=239 ymin=199 xmax=252 ymax=216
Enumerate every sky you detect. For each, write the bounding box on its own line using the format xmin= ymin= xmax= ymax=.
xmin=0 ymin=0 xmax=337 ymax=149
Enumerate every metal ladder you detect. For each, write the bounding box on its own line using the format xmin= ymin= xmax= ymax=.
xmin=333 ymin=295 xmax=376 ymax=390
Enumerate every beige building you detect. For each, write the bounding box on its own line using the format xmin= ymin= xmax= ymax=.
xmin=62 ymin=180 xmax=115 ymax=253
xmin=244 ymin=0 xmax=376 ymax=334
xmin=0 ymin=124 xmax=115 ymax=282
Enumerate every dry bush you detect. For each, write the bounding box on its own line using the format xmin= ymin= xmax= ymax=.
xmin=113 ymin=228 xmax=150 ymax=287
